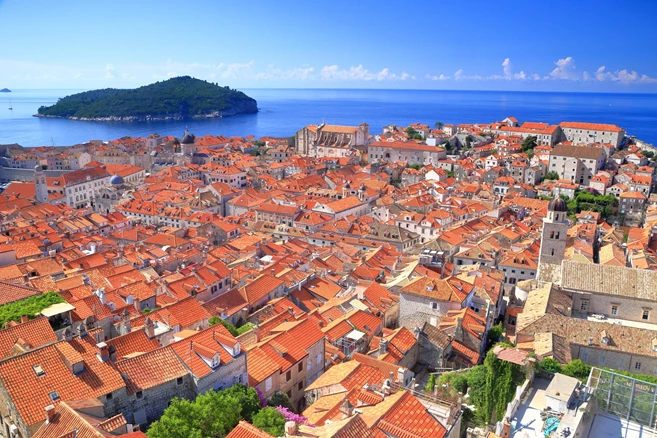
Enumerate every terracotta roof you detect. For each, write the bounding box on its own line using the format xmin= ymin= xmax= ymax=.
xmin=226 ymin=420 xmax=275 ymax=438
xmin=560 ymin=121 xmax=623 ymax=132
xmin=0 ymin=281 xmax=42 ymax=305
xmin=115 ymin=346 xmax=187 ymax=394
xmin=0 ymin=317 xmax=57 ymax=359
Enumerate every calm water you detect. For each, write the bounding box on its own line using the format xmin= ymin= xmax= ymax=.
xmin=1 ymin=88 xmax=656 ymax=147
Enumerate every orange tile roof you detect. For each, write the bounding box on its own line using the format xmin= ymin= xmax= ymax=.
xmin=105 ymin=329 xmax=159 ymax=360
xmin=115 ymin=346 xmax=187 ymax=394
xmin=0 ymin=336 xmax=126 ymax=428
xmin=0 ymin=281 xmax=42 ymax=305
xmin=560 ymin=121 xmax=623 ymax=132
xmin=226 ymin=420 xmax=275 ymax=438
xmin=0 ymin=317 xmax=57 ymax=359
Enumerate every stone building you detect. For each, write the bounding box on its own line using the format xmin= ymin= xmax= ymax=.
xmin=548 ymin=144 xmax=606 ymax=186
xmin=295 ymin=123 xmax=369 ymax=157
xmin=367 ymin=141 xmax=447 ymax=166
xmin=559 ymin=122 xmax=625 ymax=148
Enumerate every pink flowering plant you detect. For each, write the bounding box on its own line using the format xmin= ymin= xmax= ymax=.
xmin=275 ymin=406 xmax=314 ymax=427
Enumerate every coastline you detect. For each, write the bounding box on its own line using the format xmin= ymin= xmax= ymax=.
xmin=33 ymin=108 xmax=259 ymax=122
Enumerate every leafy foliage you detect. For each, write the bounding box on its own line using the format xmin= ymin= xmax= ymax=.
xmin=521 ymin=135 xmax=537 ymax=152
xmin=486 ymin=323 xmax=504 ymax=349
xmin=252 ymin=407 xmax=286 ymax=436
xmin=222 ymin=384 xmax=261 ymax=422
xmin=408 ymin=163 xmax=424 ymax=170
xmin=539 ymin=357 xmax=562 ymax=373
xmin=0 ymin=292 xmax=64 ymax=327
xmin=147 ymin=390 xmax=242 ymax=438
xmin=37 ymin=76 xmax=257 ymax=119
xmin=267 ymin=392 xmax=295 ymax=412
xmin=544 ymin=171 xmax=560 ymax=180
xmin=425 ymin=374 xmax=437 ymax=392
xmin=562 ymin=359 xmax=591 ymax=381
xmin=437 ymin=371 xmax=468 ymax=394
xmin=480 ymin=350 xmax=522 ymax=425
xmin=208 ymin=316 xmax=253 ymax=337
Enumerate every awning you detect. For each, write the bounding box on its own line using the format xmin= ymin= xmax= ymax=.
xmin=40 ymin=302 xmax=76 ymax=317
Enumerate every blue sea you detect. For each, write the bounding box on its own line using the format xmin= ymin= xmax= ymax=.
xmin=1 ymin=88 xmax=657 ymax=147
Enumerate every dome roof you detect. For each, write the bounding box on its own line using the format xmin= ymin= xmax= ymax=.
xmin=181 ymin=129 xmax=195 ymax=144
xmin=110 ymin=174 xmax=125 ymax=185
xmin=548 ymin=197 xmax=568 ymax=212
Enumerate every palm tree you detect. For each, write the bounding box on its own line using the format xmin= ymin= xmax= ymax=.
xmin=434 ymin=122 xmax=444 ymax=130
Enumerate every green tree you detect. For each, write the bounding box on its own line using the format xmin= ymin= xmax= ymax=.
xmin=521 ymin=135 xmax=537 ymax=152
xmin=267 ymin=392 xmax=295 ymax=412
xmin=405 ymin=126 xmax=417 ymax=137
xmin=486 ymin=323 xmax=504 ymax=349
xmin=465 ymin=135 xmax=473 ymax=149
xmin=525 ymin=148 xmax=535 ymax=160
xmin=539 ymin=357 xmax=562 ymax=373
xmin=544 ymin=171 xmax=560 ymax=180
xmin=562 ymin=359 xmax=591 ymax=381
xmin=147 ymin=390 xmax=241 ymax=438
xmin=435 ymin=122 xmax=444 ymax=130
xmin=437 ymin=372 xmax=468 ymax=394
xmin=0 ymin=291 xmax=65 ymax=327
xmin=209 ymin=316 xmax=239 ymax=337
xmin=425 ymin=374 xmax=436 ymax=392
xmin=222 ymin=384 xmax=261 ymax=422
xmin=478 ymin=350 xmax=521 ymax=425
xmin=252 ymin=407 xmax=286 ymax=437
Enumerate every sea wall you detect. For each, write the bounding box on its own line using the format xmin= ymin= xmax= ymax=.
xmin=0 ymin=167 xmax=72 ymax=182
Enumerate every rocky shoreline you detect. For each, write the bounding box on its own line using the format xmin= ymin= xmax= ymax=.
xmin=33 ymin=107 xmax=258 ymax=122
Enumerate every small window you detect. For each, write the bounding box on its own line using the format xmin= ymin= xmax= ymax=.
xmin=136 ymin=391 xmax=143 ymax=399
xmin=49 ymin=391 xmax=60 ymax=401
xmin=298 ymin=362 xmax=303 ymax=372
xmin=430 ymin=302 xmax=438 ymax=311
xmin=106 ymin=392 xmax=113 ymax=400
xmin=611 ymin=305 xmax=618 ymax=316
xmin=177 ymin=377 xmax=183 ymax=385
xmin=286 ymin=370 xmax=292 ymax=382
xmin=265 ymin=377 xmax=272 ymax=392
xmin=298 ymin=380 xmax=304 ymax=391
xmin=582 ymin=352 xmax=589 ymax=362
xmin=643 ymin=310 xmax=650 ymax=321
xmin=636 ymin=362 xmax=642 ymax=371
xmin=286 ymin=390 xmax=292 ymax=399
xmin=599 ymin=356 xmax=605 ymax=366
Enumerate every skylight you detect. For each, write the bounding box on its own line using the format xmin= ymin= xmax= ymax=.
xmin=33 ymin=365 xmax=45 ymax=377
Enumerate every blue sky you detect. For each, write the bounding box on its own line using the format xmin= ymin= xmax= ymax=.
xmin=1 ymin=0 xmax=657 ymax=92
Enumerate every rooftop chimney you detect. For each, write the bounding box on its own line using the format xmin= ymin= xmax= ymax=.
xmin=96 ymin=342 xmax=109 ymax=362
xmin=284 ymin=421 xmax=298 ymax=436
xmin=144 ymin=317 xmax=155 ymax=339
xmin=45 ymin=405 xmax=56 ymax=423
xmin=21 ymin=315 xmax=29 ymax=324
xmin=378 ymin=338 xmax=388 ymax=356
xmin=339 ymin=400 xmax=354 ymax=419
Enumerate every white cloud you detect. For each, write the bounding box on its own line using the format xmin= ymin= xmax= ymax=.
xmin=502 ymin=58 xmax=512 ymax=79
xmin=218 ymin=61 xmax=255 ymax=80
xmin=105 ymin=64 xmax=116 ymax=79
xmin=454 ymin=69 xmax=464 ymax=80
xmin=549 ymin=57 xmax=577 ymax=80
xmin=514 ymin=71 xmax=527 ymax=80
xmin=426 ymin=74 xmax=449 ymax=81
xmin=319 ymin=65 xmax=413 ymax=81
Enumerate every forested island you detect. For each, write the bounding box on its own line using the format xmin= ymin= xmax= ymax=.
xmin=0 ymin=89 xmax=10 ymax=92
xmin=34 ymin=76 xmax=257 ymax=121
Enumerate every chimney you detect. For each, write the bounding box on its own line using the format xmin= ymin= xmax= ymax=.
xmin=96 ymin=342 xmax=109 ymax=362
xmin=378 ymin=338 xmax=388 ymax=355
xmin=133 ymin=297 xmax=141 ymax=312
xmin=45 ymin=405 xmax=56 ymax=423
xmin=397 ymin=367 xmax=405 ymax=385
xmin=76 ymin=324 xmax=88 ymax=339
xmin=339 ymin=400 xmax=354 ymax=419
xmin=318 ymin=320 xmax=324 ymax=328
xmin=62 ymin=327 xmax=74 ymax=342
xmin=270 ymin=269 xmax=275 ymax=276
xmin=21 ymin=315 xmax=29 ymax=323
xmin=144 ymin=317 xmax=155 ymax=338
xmin=502 ymin=418 xmax=511 ymax=438
xmin=284 ymin=421 xmax=297 ymax=436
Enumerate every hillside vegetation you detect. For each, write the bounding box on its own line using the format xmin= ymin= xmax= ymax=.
xmin=36 ymin=76 xmax=257 ymax=120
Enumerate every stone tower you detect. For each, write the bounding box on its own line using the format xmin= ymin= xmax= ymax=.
xmin=539 ymin=197 xmax=569 ymax=265
xmin=181 ymin=128 xmax=195 ymax=156
xmin=34 ymin=165 xmax=49 ymax=204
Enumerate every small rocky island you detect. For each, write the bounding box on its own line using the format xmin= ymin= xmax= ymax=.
xmin=0 ymin=88 xmax=10 ymax=93
xmin=34 ymin=76 xmax=257 ymax=121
